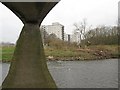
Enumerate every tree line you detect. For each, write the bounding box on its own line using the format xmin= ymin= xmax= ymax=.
xmin=74 ymin=19 xmax=118 ymax=46
xmin=83 ymin=26 xmax=118 ymax=45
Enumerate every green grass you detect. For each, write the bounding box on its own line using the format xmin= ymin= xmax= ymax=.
xmin=45 ymin=48 xmax=77 ymax=57
xmin=1 ymin=46 xmax=15 ymax=62
xmin=1 ymin=45 xmax=119 ymax=62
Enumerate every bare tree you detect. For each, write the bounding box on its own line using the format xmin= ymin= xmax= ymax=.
xmin=73 ymin=18 xmax=88 ymax=47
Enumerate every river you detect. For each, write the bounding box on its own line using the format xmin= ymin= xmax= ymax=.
xmin=0 ymin=59 xmax=118 ymax=88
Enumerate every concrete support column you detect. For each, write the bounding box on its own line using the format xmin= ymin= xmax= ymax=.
xmin=2 ymin=23 xmax=57 ymax=88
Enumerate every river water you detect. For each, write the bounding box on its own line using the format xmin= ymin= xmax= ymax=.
xmin=0 ymin=59 xmax=118 ymax=88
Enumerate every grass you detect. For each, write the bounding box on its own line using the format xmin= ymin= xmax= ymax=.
xmin=1 ymin=45 xmax=119 ymax=62
xmin=1 ymin=46 xmax=15 ymax=62
xmin=45 ymin=48 xmax=76 ymax=57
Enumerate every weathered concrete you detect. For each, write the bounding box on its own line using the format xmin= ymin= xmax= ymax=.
xmin=2 ymin=2 xmax=58 ymax=88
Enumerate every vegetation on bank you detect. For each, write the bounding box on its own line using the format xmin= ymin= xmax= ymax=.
xmin=1 ymin=45 xmax=119 ymax=62
xmin=1 ymin=46 xmax=15 ymax=62
xmin=1 ymin=21 xmax=119 ymax=62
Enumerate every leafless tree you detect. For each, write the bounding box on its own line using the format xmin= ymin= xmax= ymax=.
xmin=73 ymin=18 xmax=88 ymax=47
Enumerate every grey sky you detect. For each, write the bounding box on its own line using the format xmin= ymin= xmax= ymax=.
xmin=0 ymin=0 xmax=119 ymax=43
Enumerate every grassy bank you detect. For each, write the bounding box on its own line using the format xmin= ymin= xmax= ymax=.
xmin=1 ymin=45 xmax=119 ymax=62
xmin=45 ymin=45 xmax=119 ymax=61
xmin=1 ymin=46 xmax=15 ymax=62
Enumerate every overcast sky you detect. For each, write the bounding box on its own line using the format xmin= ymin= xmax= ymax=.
xmin=0 ymin=0 xmax=119 ymax=43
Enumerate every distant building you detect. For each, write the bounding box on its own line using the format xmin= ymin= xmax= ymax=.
xmin=41 ymin=22 xmax=64 ymax=40
xmin=64 ymin=33 xmax=68 ymax=41
xmin=64 ymin=33 xmax=71 ymax=42
xmin=70 ymin=30 xmax=81 ymax=44
xmin=68 ymin=34 xmax=71 ymax=42
xmin=41 ymin=22 xmax=82 ymax=44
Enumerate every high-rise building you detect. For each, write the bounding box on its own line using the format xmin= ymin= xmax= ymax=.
xmin=41 ymin=22 xmax=64 ymax=40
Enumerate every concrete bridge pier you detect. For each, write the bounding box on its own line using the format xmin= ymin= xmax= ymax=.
xmin=2 ymin=2 xmax=58 ymax=88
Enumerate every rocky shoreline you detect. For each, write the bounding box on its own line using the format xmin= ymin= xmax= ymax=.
xmin=46 ymin=50 xmax=119 ymax=61
xmin=46 ymin=57 xmax=118 ymax=61
xmin=1 ymin=57 xmax=118 ymax=63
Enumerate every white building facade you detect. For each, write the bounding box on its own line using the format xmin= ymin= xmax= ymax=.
xmin=41 ymin=22 xmax=64 ymax=40
xmin=70 ymin=30 xmax=81 ymax=44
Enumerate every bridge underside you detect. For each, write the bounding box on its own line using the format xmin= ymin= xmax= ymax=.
xmin=2 ymin=2 xmax=58 ymax=88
